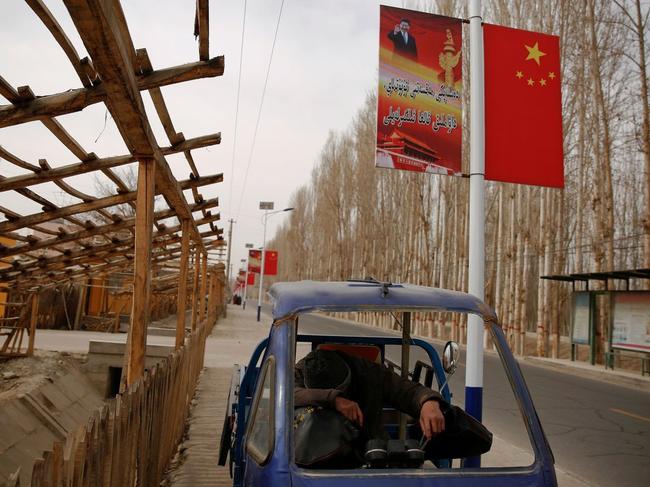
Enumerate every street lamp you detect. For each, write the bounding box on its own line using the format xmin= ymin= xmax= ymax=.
xmin=257 ymin=205 xmax=294 ymax=322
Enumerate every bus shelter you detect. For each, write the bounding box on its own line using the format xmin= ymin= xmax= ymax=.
xmin=541 ymin=269 xmax=650 ymax=374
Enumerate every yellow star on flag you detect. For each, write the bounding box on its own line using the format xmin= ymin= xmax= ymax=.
xmin=525 ymin=42 xmax=546 ymax=65
xmin=540 ymin=78 xmax=547 ymax=86
xmin=515 ymin=70 xmax=524 ymax=79
xmin=527 ymin=78 xmax=535 ymax=86
xmin=548 ymin=72 xmax=556 ymax=79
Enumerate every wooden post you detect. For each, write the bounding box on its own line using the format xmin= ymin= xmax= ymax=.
xmin=176 ymin=220 xmax=191 ymax=349
xmin=191 ymin=250 xmax=200 ymax=331
xmin=27 ymin=292 xmax=39 ymax=356
xmin=114 ymin=300 xmax=126 ymax=333
xmin=73 ymin=279 xmax=87 ymax=330
xmin=126 ymin=158 xmax=155 ymax=386
xmin=207 ymin=271 xmax=216 ymax=325
xmin=199 ymin=253 xmax=207 ymax=325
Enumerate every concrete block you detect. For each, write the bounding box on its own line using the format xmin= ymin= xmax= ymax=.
xmin=39 ymin=383 xmax=73 ymax=412
xmin=0 ymin=446 xmax=26 ymax=484
xmin=0 ymin=411 xmax=28 ymax=452
xmin=1 ymin=402 xmax=37 ymax=435
xmin=147 ymin=327 xmax=176 ymax=337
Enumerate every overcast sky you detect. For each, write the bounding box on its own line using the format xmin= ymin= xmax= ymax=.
xmin=0 ymin=0 xmax=406 ymax=277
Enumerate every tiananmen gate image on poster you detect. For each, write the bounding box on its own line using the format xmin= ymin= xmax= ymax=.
xmin=376 ymin=5 xmax=462 ymax=175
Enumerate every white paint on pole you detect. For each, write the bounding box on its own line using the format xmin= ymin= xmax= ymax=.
xmin=466 ymin=0 xmax=485 ymax=391
xmin=257 ymin=211 xmax=268 ymax=322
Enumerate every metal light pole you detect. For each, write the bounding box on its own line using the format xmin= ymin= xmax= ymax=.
xmin=226 ymin=218 xmax=235 ymax=293
xmin=465 ymin=0 xmax=486 ymax=468
xmin=256 ymin=205 xmax=294 ymax=322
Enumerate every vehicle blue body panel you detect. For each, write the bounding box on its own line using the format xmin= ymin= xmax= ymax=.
xmin=226 ymin=281 xmax=557 ymax=487
xmin=268 ymin=281 xmax=497 ymax=323
xmin=242 ymin=323 xmax=293 ymax=486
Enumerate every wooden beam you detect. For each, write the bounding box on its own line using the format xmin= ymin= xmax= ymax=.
xmin=12 ymin=230 xmax=221 ymax=290
xmin=40 ymin=118 xmax=92 ymax=161
xmin=0 ymin=133 xmax=220 ymax=192
xmin=126 ymin=158 xmax=156 ymax=386
xmin=0 ymin=199 xmax=220 ymax=270
xmin=63 ymin=0 xmax=209 ymax=250
xmin=0 ymin=75 xmax=20 ymax=101
xmin=136 ymin=48 xmax=185 ymax=145
xmin=0 ymin=172 xmax=220 ymax=237
xmin=196 ymin=0 xmax=210 ymax=61
xmin=0 ymin=209 xmax=221 ymax=262
xmin=176 ymin=220 xmax=191 ymax=349
xmin=0 ymin=192 xmax=135 ymax=234
xmin=0 ymin=145 xmax=41 ymax=172
xmin=0 ymin=57 xmax=224 ymax=128
xmin=25 ymin=0 xmax=93 ymax=87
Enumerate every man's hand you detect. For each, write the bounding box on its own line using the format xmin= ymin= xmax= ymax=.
xmin=334 ymin=396 xmax=364 ymax=427
xmin=394 ymin=24 xmax=401 ymax=34
xmin=420 ymin=400 xmax=445 ymax=439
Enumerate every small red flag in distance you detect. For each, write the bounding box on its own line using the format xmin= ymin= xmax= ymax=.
xmin=484 ymin=24 xmax=564 ymax=188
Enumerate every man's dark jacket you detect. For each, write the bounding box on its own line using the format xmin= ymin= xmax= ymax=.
xmin=387 ymin=31 xmax=418 ymax=60
xmin=295 ymin=351 xmax=443 ymax=440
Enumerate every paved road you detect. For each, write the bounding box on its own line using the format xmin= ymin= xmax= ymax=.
xmin=293 ymin=310 xmax=650 ymax=487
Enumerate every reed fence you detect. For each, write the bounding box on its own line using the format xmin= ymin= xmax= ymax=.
xmin=22 ymin=319 xmax=215 ymax=487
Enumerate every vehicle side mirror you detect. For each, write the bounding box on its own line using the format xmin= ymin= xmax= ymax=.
xmin=442 ymin=341 xmax=459 ymax=375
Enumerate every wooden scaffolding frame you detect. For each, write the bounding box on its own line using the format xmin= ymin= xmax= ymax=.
xmin=0 ymin=0 xmax=225 ymax=387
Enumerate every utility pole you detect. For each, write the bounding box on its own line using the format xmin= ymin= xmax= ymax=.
xmin=226 ymin=218 xmax=235 ymax=289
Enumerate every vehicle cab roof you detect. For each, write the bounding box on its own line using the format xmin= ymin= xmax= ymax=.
xmin=268 ymin=280 xmax=497 ymax=322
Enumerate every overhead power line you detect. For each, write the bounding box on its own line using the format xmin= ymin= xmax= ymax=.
xmin=236 ymin=0 xmax=285 ymax=218
xmin=227 ymin=0 xmax=248 ymax=216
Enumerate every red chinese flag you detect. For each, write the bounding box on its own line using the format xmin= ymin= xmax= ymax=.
xmin=484 ymin=24 xmax=564 ymax=188
xmin=264 ymin=250 xmax=278 ymax=276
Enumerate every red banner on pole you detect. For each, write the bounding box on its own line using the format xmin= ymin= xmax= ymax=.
xmin=248 ymin=250 xmax=261 ymax=274
xmin=248 ymin=249 xmax=278 ymax=276
xmin=376 ymin=6 xmax=463 ymax=175
xmin=264 ymin=250 xmax=278 ymax=276
xmin=247 ymin=272 xmax=255 ymax=286
xmin=484 ymin=24 xmax=564 ymax=188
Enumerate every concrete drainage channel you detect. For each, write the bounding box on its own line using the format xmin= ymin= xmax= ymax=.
xmin=0 ymin=354 xmax=103 ymax=485
xmin=0 ymin=334 xmax=176 ymax=485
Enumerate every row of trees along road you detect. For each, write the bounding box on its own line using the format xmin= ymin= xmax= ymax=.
xmin=267 ymin=0 xmax=650 ymax=360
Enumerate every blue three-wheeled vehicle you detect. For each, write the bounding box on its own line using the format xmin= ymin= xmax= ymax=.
xmin=218 ymin=280 xmax=557 ymax=486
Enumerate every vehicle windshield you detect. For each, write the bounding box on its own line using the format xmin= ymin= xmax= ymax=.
xmin=292 ymin=309 xmax=537 ymax=472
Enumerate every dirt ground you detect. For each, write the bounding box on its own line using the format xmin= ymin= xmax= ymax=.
xmin=0 ymin=350 xmax=86 ymax=401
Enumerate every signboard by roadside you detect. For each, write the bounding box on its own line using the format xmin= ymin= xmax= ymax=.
xmin=375 ymin=5 xmax=462 ymax=175
xmin=611 ymin=292 xmax=650 ymax=352
xmin=571 ymin=292 xmax=591 ymax=345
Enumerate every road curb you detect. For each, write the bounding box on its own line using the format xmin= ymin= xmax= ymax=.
xmin=522 ymin=356 xmax=650 ymax=393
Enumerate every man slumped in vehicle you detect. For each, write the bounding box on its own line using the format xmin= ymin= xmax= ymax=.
xmin=295 ymin=349 xmax=445 ymax=441
xmin=294 ymin=349 xmax=492 ymax=467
